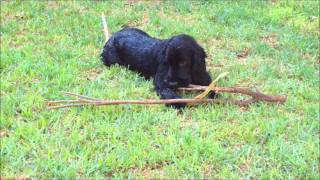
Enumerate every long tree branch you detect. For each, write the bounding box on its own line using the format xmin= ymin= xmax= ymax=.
xmin=47 ymin=85 xmax=286 ymax=110
xmin=47 ymin=98 xmax=258 ymax=110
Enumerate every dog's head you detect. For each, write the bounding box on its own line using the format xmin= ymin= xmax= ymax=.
xmin=163 ymin=34 xmax=207 ymax=88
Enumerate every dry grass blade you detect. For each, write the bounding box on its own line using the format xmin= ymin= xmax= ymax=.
xmin=194 ymin=72 xmax=229 ymax=100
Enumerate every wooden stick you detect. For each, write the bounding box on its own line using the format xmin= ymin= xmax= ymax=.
xmin=47 ymin=98 xmax=258 ymax=110
xmin=47 ymin=85 xmax=287 ymax=110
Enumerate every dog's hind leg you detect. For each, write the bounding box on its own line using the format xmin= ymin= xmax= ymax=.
xmin=101 ymin=38 xmax=121 ymax=67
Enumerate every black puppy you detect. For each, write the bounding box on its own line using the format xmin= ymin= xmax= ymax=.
xmin=101 ymin=27 xmax=215 ymax=108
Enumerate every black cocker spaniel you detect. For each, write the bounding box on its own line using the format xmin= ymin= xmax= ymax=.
xmin=101 ymin=27 xmax=215 ymax=109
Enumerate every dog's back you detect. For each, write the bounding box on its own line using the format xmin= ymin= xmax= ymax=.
xmin=101 ymin=28 xmax=161 ymax=78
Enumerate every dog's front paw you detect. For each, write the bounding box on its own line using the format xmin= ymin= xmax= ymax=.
xmin=168 ymin=102 xmax=186 ymax=109
xmin=158 ymin=88 xmax=186 ymax=109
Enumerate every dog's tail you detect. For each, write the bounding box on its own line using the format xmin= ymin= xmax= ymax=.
xmin=101 ymin=13 xmax=109 ymax=42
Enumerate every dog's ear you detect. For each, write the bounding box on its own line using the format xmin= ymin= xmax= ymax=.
xmin=162 ymin=44 xmax=173 ymax=63
xmin=159 ymin=39 xmax=176 ymax=64
xmin=191 ymin=46 xmax=212 ymax=85
xmin=192 ymin=46 xmax=207 ymax=74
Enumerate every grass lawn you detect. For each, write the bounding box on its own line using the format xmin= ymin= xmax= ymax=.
xmin=1 ymin=0 xmax=319 ymax=179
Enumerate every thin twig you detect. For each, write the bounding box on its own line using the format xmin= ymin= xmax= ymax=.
xmin=47 ymin=99 xmax=92 ymax=105
xmin=62 ymin=92 xmax=100 ymax=101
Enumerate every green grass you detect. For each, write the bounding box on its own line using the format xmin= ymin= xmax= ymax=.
xmin=0 ymin=0 xmax=319 ymax=179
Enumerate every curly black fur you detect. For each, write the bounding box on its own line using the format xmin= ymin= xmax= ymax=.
xmin=101 ymin=27 xmax=215 ymax=109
